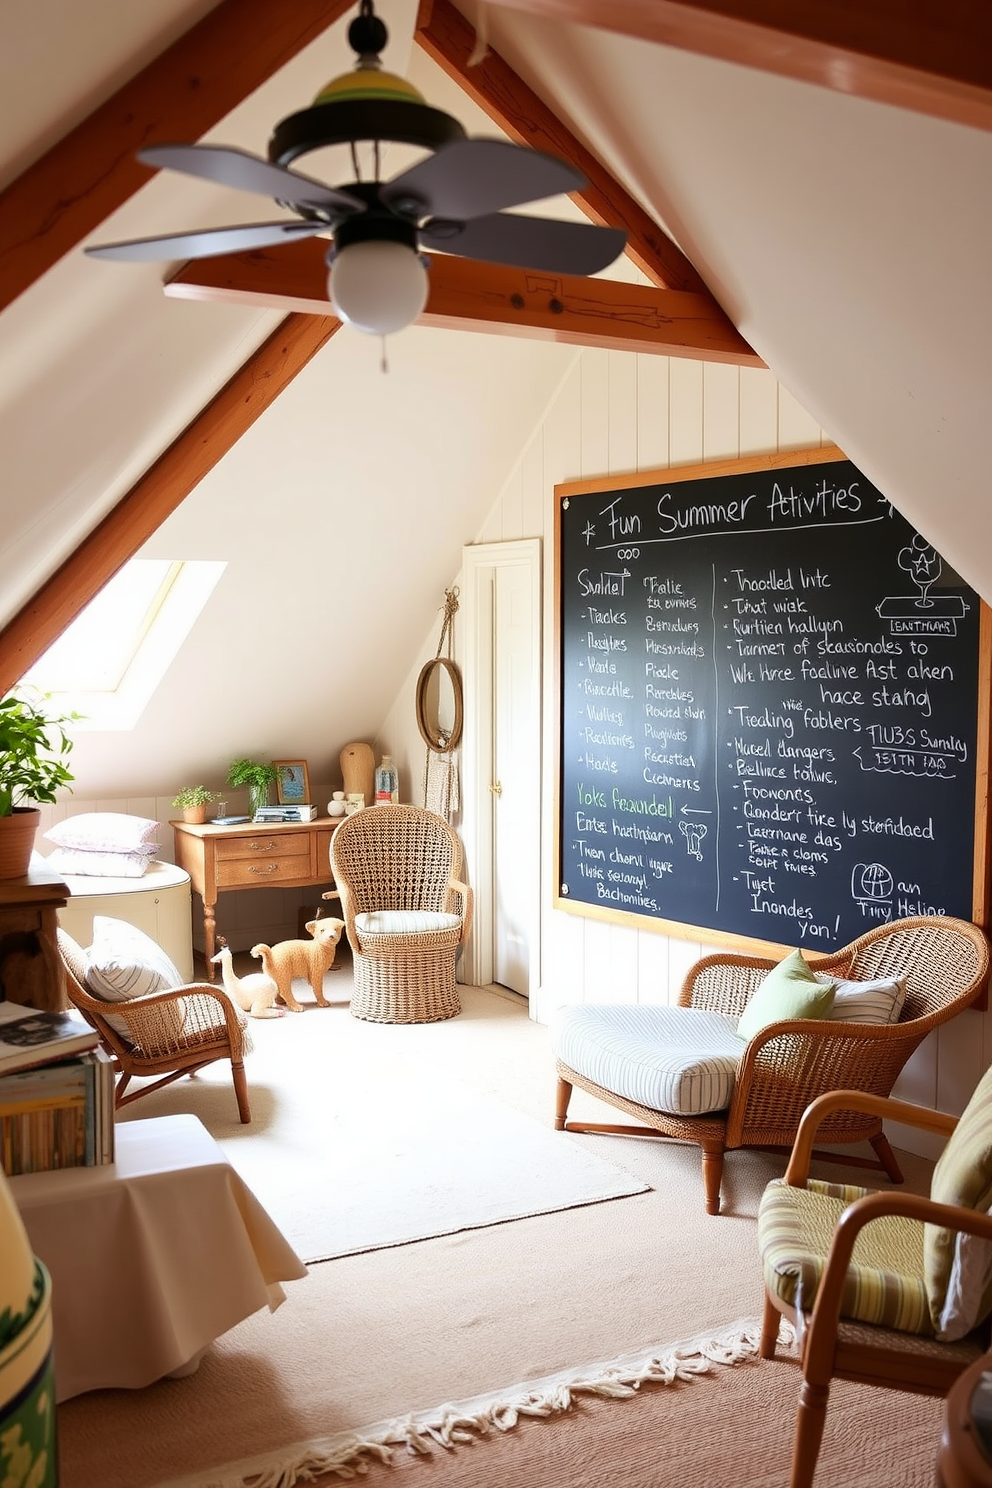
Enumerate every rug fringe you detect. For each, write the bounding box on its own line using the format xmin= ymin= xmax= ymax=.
xmin=152 ymin=1316 xmax=794 ymax=1487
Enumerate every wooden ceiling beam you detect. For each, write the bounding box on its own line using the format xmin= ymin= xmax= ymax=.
xmin=415 ymin=0 xmax=708 ymax=296
xmin=166 ymin=243 xmax=762 ymax=365
xmin=0 ymin=0 xmax=354 ymax=314
xmin=493 ymin=0 xmax=992 ymax=133
xmin=0 ymin=315 xmax=339 ymax=694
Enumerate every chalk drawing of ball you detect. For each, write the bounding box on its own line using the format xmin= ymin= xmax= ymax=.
xmin=853 ymin=862 xmax=893 ymax=900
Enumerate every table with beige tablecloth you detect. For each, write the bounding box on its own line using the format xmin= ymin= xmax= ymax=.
xmin=9 ymin=1113 xmax=306 ymax=1400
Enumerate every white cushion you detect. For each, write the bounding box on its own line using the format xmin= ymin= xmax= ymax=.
xmin=85 ymin=917 xmax=184 ymax=1039
xmin=46 ymin=847 xmax=154 ymax=878
xmin=355 ymin=911 xmax=461 ymax=936
xmin=814 ymin=973 xmax=908 ymax=1025
xmin=45 ymin=812 xmax=160 ymax=854
xmin=551 ymin=1005 xmax=743 ymax=1117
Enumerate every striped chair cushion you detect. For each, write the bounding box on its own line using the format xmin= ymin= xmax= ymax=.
xmin=758 ymin=1177 xmax=932 ymax=1335
xmin=551 ymin=1005 xmax=743 ymax=1117
xmin=355 ymin=911 xmax=461 ymax=936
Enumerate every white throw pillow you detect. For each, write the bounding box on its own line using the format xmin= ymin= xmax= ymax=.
xmin=814 ymin=973 xmax=908 ymax=1025
xmin=85 ymin=916 xmax=182 ymax=1001
xmin=47 ymin=847 xmax=155 ymax=878
xmin=45 ymin=812 xmax=160 ymax=854
xmin=84 ymin=917 xmax=186 ymax=1044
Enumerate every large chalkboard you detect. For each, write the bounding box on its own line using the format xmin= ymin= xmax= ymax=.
xmin=555 ymin=448 xmax=990 ymax=955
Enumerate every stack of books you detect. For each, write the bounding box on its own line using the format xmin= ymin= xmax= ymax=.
xmin=0 ymin=1001 xmax=116 ymax=1176
xmin=253 ymin=803 xmax=317 ymax=823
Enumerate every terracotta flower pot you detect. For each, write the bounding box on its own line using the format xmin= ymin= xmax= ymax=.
xmin=0 ymin=807 xmax=41 ymax=880
xmin=182 ymin=804 xmax=208 ymax=825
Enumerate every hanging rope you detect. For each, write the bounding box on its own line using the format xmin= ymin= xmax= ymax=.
xmin=421 ymin=589 xmax=462 ymax=820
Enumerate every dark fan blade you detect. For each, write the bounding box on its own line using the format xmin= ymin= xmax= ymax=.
xmin=85 ymin=220 xmax=328 ymax=263
xmin=139 ymin=144 xmax=364 ymax=216
xmin=381 ymin=139 xmax=584 ymax=222
xmin=419 ymin=213 xmax=625 ymax=276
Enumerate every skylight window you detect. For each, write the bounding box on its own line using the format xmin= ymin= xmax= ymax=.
xmin=22 ymin=558 xmax=226 ymax=729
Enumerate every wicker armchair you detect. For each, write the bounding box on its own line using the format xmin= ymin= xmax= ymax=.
xmin=57 ymin=928 xmax=252 ymax=1122
xmin=328 ymin=804 xmax=473 ymax=1023
xmin=555 ymin=916 xmax=990 ymax=1214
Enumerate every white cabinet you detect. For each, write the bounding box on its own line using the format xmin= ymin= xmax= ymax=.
xmin=57 ymin=861 xmax=193 ymax=982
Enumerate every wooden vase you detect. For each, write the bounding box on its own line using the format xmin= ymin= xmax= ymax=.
xmin=340 ymin=743 xmax=375 ymax=806
xmin=0 ymin=807 xmax=41 ymax=880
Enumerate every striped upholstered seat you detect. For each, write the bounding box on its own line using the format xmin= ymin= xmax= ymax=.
xmin=758 ymin=1176 xmax=931 ymax=1335
xmin=552 ymin=1005 xmax=743 ymax=1117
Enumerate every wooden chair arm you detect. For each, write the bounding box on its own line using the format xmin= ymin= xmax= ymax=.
xmin=784 ymin=1088 xmax=959 ymax=1186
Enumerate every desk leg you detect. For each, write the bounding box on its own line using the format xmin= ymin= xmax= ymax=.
xmin=204 ymin=899 xmax=217 ymax=980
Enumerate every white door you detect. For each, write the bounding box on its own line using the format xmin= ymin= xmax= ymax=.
xmin=462 ymin=540 xmax=541 ymax=1004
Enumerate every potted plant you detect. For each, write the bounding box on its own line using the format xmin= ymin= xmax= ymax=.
xmin=226 ymin=758 xmax=279 ymax=818
xmin=171 ymin=785 xmax=218 ymax=825
xmin=0 ymin=690 xmax=76 ymax=879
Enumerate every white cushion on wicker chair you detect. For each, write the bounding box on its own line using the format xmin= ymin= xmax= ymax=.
xmin=552 ymin=1004 xmax=744 ymax=1117
xmin=355 ymin=910 xmax=462 ymax=936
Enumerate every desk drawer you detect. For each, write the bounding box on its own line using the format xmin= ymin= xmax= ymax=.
xmin=214 ymin=832 xmax=311 ymax=888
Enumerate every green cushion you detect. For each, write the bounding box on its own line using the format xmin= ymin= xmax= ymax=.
xmin=925 ymin=1064 xmax=992 ymax=1340
xmin=736 ymin=948 xmax=836 ymax=1042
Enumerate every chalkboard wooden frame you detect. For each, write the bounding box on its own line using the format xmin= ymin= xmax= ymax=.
xmin=553 ymin=445 xmax=991 ymax=960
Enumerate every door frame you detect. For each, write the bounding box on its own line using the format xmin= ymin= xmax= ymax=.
xmin=461 ymin=538 xmax=542 ymax=1003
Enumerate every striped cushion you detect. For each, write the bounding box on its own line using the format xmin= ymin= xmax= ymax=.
xmin=759 ymin=1177 xmax=932 ymax=1335
xmin=815 ymin=973 xmax=908 ymax=1025
xmin=355 ymin=911 xmax=461 ymax=936
xmin=551 ymin=1005 xmax=743 ymax=1117
xmin=926 ymin=1064 xmax=992 ymax=1340
xmin=84 ymin=916 xmax=184 ymax=1041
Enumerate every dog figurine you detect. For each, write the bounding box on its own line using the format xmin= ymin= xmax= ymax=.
xmin=209 ymin=940 xmax=283 ymax=1019
xmin=251 ymin=916 xmax=345 ymax=1012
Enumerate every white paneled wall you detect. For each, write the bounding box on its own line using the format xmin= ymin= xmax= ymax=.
xmin=379 ymin=345 xmax=992 ymax=1157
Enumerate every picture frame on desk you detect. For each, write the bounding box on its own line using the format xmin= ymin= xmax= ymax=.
xmin=274 ymin=760 xmax=310 ymax=805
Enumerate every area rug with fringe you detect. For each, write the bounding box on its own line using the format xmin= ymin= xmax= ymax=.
xmin=151 ymin=1318 xmax=781 ymax=1488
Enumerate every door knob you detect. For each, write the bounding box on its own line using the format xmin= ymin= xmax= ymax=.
xmin=490 ymin=781 xmax=503 ymax=796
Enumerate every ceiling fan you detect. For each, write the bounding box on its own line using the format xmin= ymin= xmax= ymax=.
xmin=86 ymin=0 xmax=627 ymax=338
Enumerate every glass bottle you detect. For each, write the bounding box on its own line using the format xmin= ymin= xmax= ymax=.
xmin=374 ymin=754 xmax=398 ymax=805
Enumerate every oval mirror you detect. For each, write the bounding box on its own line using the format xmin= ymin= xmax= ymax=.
xmin=416 ymin=658 xmax=464 ymax=752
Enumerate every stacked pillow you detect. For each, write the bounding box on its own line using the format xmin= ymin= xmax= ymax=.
xmin=43 ymin=813 xmax=160 ymax=878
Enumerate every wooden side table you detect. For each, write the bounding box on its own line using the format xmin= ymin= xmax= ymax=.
xmin=0 ymin=862 xmax=70 ymax=1011
xmin=938 ymin=1353 xmax=992 ymax=1487
xmin=172 ymin=817 xmax=340 ymax=978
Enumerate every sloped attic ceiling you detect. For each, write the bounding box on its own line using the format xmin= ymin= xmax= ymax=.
xmin=0 ymin=1 xmax=989 ymax=799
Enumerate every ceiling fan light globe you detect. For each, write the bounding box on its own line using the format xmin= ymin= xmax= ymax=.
xmin=328 ymin=239 xmax=429 ymax=336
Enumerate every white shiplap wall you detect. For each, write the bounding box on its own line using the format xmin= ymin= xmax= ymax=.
xmin=379 ymin=345 xmax=992 ymax=1159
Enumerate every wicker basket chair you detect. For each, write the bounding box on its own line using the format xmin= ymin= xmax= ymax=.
xmin=328 ymin=804 xmax=473 ymax=1023
xmin=57 ymin=928 xmax=252 ymax=1122
xmin=555 ymin=915 xmax=990 ymax=1215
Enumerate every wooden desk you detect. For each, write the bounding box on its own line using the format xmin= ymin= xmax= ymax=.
xmin=172 ymin=817 xmax=340 ymax=978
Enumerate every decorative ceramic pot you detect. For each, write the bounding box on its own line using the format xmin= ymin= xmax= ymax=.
xmin=0 ymin=807 xmax=41 ymax=880
xmin=0 ymin=1173 xmax=57 ymax=1486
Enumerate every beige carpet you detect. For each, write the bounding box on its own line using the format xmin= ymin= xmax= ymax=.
xmin=109 ymin=975 xmax=647 ymax=1261
xmin=57 ymin=970 xmax=943 ymax=1488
